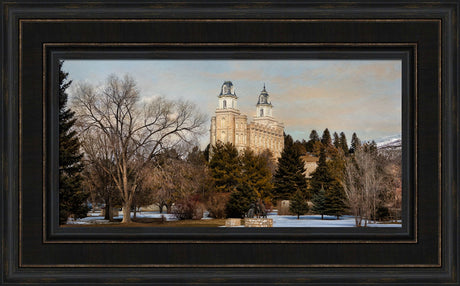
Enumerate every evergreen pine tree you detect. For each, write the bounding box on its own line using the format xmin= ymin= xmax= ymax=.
xmin=333 ymin=132 xmax=340 ymax=148
xmin=364 ymin=140 xmax=378 ymax=155
xmin=324 ymin=180 xmax=347 ymax=219
xmin=321 ymin=128 xmax=332 ymax=148
xmin=59 ymin=61 xmax=88 ymax=224
xmin=289 ymin=189 xmax=309 ymax=219
xmin=311 ymin=185 xmax=327 ymax=219
xmin=309 ymin=130 xmax=320 ymax=142
xmin=305 ymin=130 xmax=320 ymax=152
xmin=273 ymin=135 xmax=308 ymax=200
xmin=308 ymin=146 xmax=333 ymax=197
xmin=240 ymin=148 xmax=273 ymax=201
xmin=350 ymin=132 xmax=361 ymax=153
xmin=209 ymin=142 xmax=241 ymax=193
xmin=225 ymin=184 xmax=258 ymax=218
xmin=339 ymin=132 xmax=349 ymax=155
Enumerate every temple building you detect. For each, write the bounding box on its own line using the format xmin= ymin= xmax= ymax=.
xmin=210 ymin=81 xmax=284 ymax=159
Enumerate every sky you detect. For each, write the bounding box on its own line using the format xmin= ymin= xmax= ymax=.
xmin=63 ymin=60 xmax=401 ymax=149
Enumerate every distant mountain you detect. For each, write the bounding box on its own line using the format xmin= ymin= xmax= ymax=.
xmin=375 ymin=134 xmax=401 ymax=150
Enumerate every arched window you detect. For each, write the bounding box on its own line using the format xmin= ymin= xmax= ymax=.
xmin=223 ymin=100 xmax=227 ymax=108
xmin=260 ymin=109 xmax=264 ymax=117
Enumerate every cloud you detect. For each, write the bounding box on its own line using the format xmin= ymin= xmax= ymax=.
xmin=63 ymin=59 xmax=401 ymax=146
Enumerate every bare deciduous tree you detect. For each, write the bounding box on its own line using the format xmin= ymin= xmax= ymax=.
xmin=342 ymin=145 xmax=400 ymax=227
xmin=79 ymin=128 xmax=120 ymax=221
xmin=72 ymin=74 xmax=206 ymax=223
xmin=143 ymin=155 xmax=205 ymax=214
xmin=342 ymin=147 xmax=380 ymax=227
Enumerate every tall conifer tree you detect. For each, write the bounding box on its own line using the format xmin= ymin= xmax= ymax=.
xmin=209 ymin=142 xmax=240 ymax=193
xmin=311 ymin=186 xmax=327 ymax=219
xmin=350 ymin=132 xmax=361 ymax=153
xmin=308 ymin=146 xmax=333 ymax=197
xmin=333 ymin=132 xmax=340 ymax=148
xmin=289 ymin=190 xmax=309 ymax=219
xmin=305 ymin=129 xmax=320 ymax=153
xmin=225 ymin=149 xmax=273 ymax=218
xmin=321 ymin=128 xmax=332 ymax=148
xmin=240 ymin=148 xmax=273 ymax=200
xmin=339 ymin=132 xmax=349 ymax=154
xmin=309 ymin=130 xmax=320 ymax=142
xmin=273 ymin=135 xmax=308 ymax=200
xmin=59 ymin=61 xmax=88 ymax=224
xmin=324 ymin=180 xmax=347 ymax=219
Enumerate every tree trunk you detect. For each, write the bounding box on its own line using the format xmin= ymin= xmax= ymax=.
xmin=104 ymin=196 xmax=111 ymax=220
xmin=321 ymin=214 xmax=323 ymax=220
xmin=108 ymin=207 xmax=113 ymax=222
xmin=133 ymin=203 xmax=137 ymax=219
xmin=91 ymin=197 xmax=96 ymax=214
xmin=297 ymin=214 xmax=300 ymax=219
xmin=121 ymin=202 xmax=132 ymax=223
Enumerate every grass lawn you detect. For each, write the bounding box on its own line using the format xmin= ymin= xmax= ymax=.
xmin=63 ymin=217 xmax=227 ymax=227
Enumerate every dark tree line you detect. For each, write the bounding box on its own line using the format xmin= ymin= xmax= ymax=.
xmin=273 ymin=129 xmax=349 ymax=220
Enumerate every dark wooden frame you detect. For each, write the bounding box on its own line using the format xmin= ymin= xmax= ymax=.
xmin=1 ymin=1 xmax=458 ymax=285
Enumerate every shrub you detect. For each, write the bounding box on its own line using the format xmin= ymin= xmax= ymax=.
xmin=374 ymin=205 xmax=391 ymax=221
xmin=225 ymin=184 xmax=257 ymax=218
xmin=172 ymin=195 xmax=205 ymax=220
xmin=206 ymin=192 xmax=230 ymax=219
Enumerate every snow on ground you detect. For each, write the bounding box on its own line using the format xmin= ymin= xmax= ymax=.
xmin=66 ymin=211 xmax=177 ymax=225
xmin=267 ymin=214 xmax=401 ymax=227
xmin=67 ymin=211 xmax=401 ymax=227
xmin=113 ymin=211 xmax=177 ymax=221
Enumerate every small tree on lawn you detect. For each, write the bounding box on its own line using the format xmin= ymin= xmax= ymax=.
xmin=325 ymin=180 xmax=347 ymax=219
xmin=289 ymin=189 xmax=309 ymax=219
xmin=311 ymin=186 xmax=327 ymax=219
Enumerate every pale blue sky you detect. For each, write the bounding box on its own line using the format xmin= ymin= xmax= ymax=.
xmin=64 ymin=60 xmax=401 ymax=148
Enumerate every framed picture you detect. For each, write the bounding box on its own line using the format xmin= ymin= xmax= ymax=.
xmin=1 ymin=1 xmax=458 ymax=285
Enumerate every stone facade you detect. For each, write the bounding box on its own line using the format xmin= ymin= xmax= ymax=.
xmin=210 ymin=81 xmax=284 ymax=158
xmin=244 ymin=218 xmax=274 ymax=227
xmin=225 ymin=218 xmax=242 ymax=227
xmin=302 ymin=154 xmax=320 ymax=178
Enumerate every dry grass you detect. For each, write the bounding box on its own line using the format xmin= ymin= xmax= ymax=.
xmin=62 ymin=218 xmax=227 ymax=228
